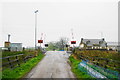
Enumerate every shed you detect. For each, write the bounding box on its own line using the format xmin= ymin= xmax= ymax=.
xmin=10 ymin=43 xmax=22 ymax=51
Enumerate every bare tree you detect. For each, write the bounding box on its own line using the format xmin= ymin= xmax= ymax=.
xmin=47 ymin=37 xmax=69 ymax=51
xmin=47 ymin=42 xmax=58 ymax=50
xmin=56 ymin=37 xmax=69 ymax=50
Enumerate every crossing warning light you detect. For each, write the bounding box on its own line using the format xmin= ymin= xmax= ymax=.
xmin=71 ymin=41 xmax=76 ymax=44
xmin=66 ymin=44 xmax=69 ymax=47
xmin=45 ymin=44 xmax=48 ymax=47
xmin=38 ymin=40 xmax=43 ymax=43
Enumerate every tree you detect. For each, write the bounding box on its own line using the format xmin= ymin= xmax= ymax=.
xmin=47 ymin=42 xmax=58 ymax=50
xmin=47 ymin=37 xmax=69 ymax=51
xmin=56 ymin=37 xmax=69 ymax=50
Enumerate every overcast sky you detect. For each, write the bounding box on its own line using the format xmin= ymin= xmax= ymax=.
xmin=0 ymin=0 xmax=119 ymax=47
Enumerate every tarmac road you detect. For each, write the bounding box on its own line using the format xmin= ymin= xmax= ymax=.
xmin=25 ymin=51 xmax=75 ymax=79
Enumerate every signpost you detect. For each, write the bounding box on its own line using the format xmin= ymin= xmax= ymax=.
xmin=38 ymin=40 xmax=43 ymax=49
xmin=71 ymin=29 xmax=76 ymax=48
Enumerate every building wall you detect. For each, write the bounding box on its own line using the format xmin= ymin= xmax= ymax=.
xmin=10 ymin=43 xmax=22 ymax=51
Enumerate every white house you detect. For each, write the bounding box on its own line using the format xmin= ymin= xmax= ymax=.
xmin=79 ymin=38 xmax=107 ymax=49
xmin=107 ymin=42 xmax=119 ymax=51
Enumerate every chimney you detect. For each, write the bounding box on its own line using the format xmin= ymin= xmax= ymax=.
xmin=81 ymin=38 xmax=83 ymax=41
xmin=8 ymin=34 xmax=10 ymax=42
xmin=81 ymin=38 xmax=83 ymax=43
xmin=102 ymin=38 xmax=105 ymax=41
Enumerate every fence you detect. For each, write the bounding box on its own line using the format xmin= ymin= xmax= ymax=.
xmin=0 ymin=54 xmax=35 ymax=71
xmin=79 ymin=54 xmax=120 ymax=72
xmin=78 ymin=60 xmax=107 ymax=78
xmin=78 ymin=59 xmax=120 ymax=79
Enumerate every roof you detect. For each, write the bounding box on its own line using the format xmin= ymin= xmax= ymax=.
xmin=11 ymin=43 xmax=22 ymax=44
xmin=10 ymin=43 xmax=22 ymax=47
xmin=81 ymin=38 xmax=107 ymax=47
xmin=82 ymin=39 xmax=103 ymax=44
xmin=107 ymin=42 xmax=118 ymax=46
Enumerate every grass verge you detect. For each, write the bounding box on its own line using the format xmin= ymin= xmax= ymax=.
xmin=69 ymin=55 xmax=94 ymax=80
xmin=2 ymin=53 xmax=44 ymax=80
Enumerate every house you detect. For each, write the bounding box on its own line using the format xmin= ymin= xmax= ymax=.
xmin=79 ymin=38 xmax=107 ymax=50
xmin=10 ymin=43 xmax=22 ymax=51
xmin=107 ymin=42 xmax=119 ymax=51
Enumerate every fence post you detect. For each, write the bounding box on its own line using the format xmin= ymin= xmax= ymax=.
xmin=118 ymin=74 xmax=120 ymax=80
xmin=7 ymin=57 xmax=12 ymax=68
xmin=16 ymin=56 xmax=20 ymax=66
xmin=22 ymin=55 xmax=26 ymax=63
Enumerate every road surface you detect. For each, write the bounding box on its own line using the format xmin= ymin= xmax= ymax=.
xmin=25 ymin=51 xmax=75 ymax=79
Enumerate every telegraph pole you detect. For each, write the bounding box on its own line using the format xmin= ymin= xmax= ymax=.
xmin=35 ymin=10 xmax=38 ymax=50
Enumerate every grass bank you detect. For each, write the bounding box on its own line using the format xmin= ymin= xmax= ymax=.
xmin=73 ymin=49 xmax=120 ymax=73
xmin=69 ymin=55 xmax=93 ymax=80
xmin=2 ymin=53 xmax=44 ymax=80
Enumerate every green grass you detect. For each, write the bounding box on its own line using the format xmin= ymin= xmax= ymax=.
xmin=2 ymin=53 xmax=44 ymax=80
xmin=69 ymin=55 xmax=94 ymax=80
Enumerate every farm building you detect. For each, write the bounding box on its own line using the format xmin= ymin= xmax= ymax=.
xmin=79 ymin=38 xmax=107 ymax=50
xmin=107 ymin=42 xmax=119 ymax=51
xmin=10 ymin=43 xmax=22 ymax=51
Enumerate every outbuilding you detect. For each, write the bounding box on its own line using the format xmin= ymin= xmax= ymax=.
xmin=10 ymin=43 xmax=22 ymax=51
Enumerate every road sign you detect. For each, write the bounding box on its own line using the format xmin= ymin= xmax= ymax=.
xmin=38 ymin=40 xmax=43 ymax=43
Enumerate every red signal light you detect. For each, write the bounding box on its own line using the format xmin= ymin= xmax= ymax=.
xmin=38 ymin=40 xmax=43 ymax=43
xmin=71 ymin=41 xmax=76 ymax=44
